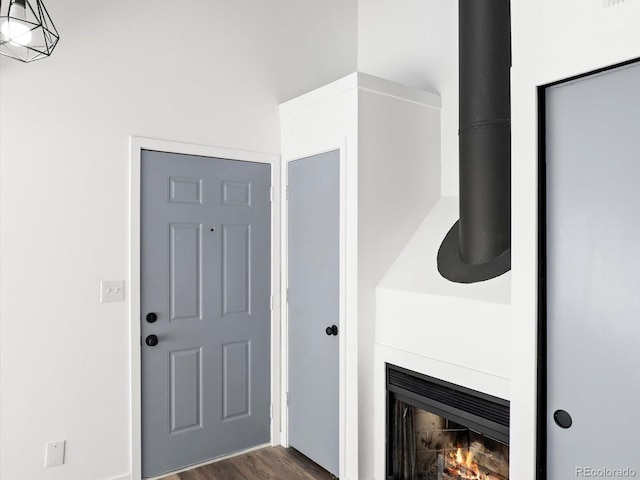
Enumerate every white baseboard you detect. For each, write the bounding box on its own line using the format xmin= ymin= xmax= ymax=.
xmin=105 ymin=474 xmax=131 ymax=480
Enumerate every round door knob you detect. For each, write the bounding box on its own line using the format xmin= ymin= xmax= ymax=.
xmin=146 ymin=312 xmax=157 ymax=323
xmin=326 ymin=325 xmax=338 ymax=336
xmin=554 ymin=409 xmax=573 ymax=429
xmin=145 ymin=334 xmax=159 ymax=347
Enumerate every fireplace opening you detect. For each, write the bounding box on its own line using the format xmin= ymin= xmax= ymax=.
xmin=387 ymin=365 xmax=509 ymax=480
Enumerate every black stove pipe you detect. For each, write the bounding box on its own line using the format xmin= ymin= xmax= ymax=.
xmin=437 ymin=0 xmax=511 ymax=283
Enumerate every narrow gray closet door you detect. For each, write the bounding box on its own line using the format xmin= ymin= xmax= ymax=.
xmin=545 ymin=62 xmax=640 ymax=476
xmin=141 ymin=150 xmax=271 ymax=478
xmin=288 ymin=151 xmax=340 ymax=476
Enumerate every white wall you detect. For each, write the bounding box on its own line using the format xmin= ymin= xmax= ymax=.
xmin=357 ymin=87 xmax=441 ymax=480
xmin=512 ymin=0 xmax=640 ymax=67
xmin=357 ymin=0 xmax=458 ymax=195
xmin=0 ymin=2 xmax=357 ymax=480
xmin=510 ymin=2 xmax=640 ymax=479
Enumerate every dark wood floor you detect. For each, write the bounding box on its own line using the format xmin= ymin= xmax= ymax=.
xmin=161 ymin=446 xmax=336 ymax=480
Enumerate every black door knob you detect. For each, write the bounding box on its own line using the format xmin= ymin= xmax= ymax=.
xmin=553 ymin=409 xmax=573 ymax=429
xmin=146 ymin=312 xmax=157 ymax=323
xmin=145 ymin=334 xmax=159 ymax=347
xmin=325 ymin=325 xmax=338 ymax=336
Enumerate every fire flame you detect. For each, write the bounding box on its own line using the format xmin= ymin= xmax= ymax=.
xmin=447 ymin=447 xmax=484 ymax=479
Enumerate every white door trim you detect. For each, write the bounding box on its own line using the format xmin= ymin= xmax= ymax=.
xmin=280 ymin=136 xmax=355 ymax=480
xmin=129 ymin=136 xmax=281 ymax=480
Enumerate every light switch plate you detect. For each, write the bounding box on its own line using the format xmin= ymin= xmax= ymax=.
xmin=45 ymin=440 xmax=65 ymax=467
xmin=101 ymin=280 xmax=125 ymax=303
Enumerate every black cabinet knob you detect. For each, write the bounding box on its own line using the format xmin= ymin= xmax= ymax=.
xmin=145 ymin=334 xmax=159 ymax=347
xmin=554 ymin=409 xmax=573 ymax=429
xmin=146 ymin=312 xmax=158 ymax=323
xmin=325 ymin=325 xmax=338 ymax=336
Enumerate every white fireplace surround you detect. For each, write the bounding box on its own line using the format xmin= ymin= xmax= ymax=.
xmin=373 ymin=195 xmax=511 ymax=479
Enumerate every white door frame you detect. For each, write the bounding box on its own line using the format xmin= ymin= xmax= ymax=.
xmin=280 ymin=137 xmax=354 ymax=480
xmin=129 ymin=136 xmax=281 ymax=480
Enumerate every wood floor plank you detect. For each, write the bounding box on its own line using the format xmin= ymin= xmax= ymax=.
xmin=177 ymin=466 xmax=211 ymax=480
xmin=281 ymin=447 xmax=336 ymax=479
xmin=229 ymin=451 xmax=275 ymax=480
xmin=256 ymin=447 xmax=326 ymax=480
xmin=200 ymin=460 xmax=246 ymax=480
xmin=165 ymin=446 xmax=335 ymax=480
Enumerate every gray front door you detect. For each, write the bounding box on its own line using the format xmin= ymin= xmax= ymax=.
xmin=287 ymin=151 xmax=340 ymax=476
xmin=545 ymin=62 xmax=640 ymax=476
xmin=141 ymin=150 xmax=271 ymax=478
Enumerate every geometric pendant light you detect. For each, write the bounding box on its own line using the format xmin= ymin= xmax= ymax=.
xmin=0 ymin=0 xmax=59 ymax=62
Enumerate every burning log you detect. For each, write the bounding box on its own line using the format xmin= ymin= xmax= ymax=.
xmin=437 ymin=448 xmax=508 ymax=480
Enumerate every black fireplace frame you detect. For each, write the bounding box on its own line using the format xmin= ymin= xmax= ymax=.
xmin=386 ymin=364 xmax=510 ymax=477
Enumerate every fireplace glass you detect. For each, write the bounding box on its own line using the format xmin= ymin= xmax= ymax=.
xmin=386 ymin=365 xmax=509 ymax=480
xmin=389 ymin=399 xmax=509 ymax=480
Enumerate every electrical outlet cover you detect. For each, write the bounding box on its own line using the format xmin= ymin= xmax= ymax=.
xmin=45 ymin=440 xmax=65 ymax=467
xmin=101 ymin=280 xmax=125 ymax=303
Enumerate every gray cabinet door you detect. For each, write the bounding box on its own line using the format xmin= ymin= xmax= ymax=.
xmin=141 ymin=150 xmax=271 ymax=478
xmin=545 ymin=62 xmax=640 ymax=476
xmin=287 ymin=151 xmax=340 ymax=476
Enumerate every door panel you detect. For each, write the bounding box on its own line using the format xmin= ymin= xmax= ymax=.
xmin=169 ymin=347 xmax=202 ymax=433
xmin=169 ymin=223 xmax=201 ymax=322
xmin=222 ymin=341 xmax=251 ymax=419
xmin=545 ymin=62 xmax=640 ymax=476
xmin=141 ymin=150 xmax=271 ymax=478
xmin=287 ymin=151 xmax=340 ymax=476
xmin=222 ymin=224 xmax=251 ymax=315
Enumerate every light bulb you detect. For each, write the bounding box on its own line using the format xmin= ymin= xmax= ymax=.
xmin=1 ymin=1 xmax=32 ymax=47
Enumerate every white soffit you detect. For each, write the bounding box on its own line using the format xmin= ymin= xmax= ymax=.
xmin=279 ymin=72 xmax=441 ymax=115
